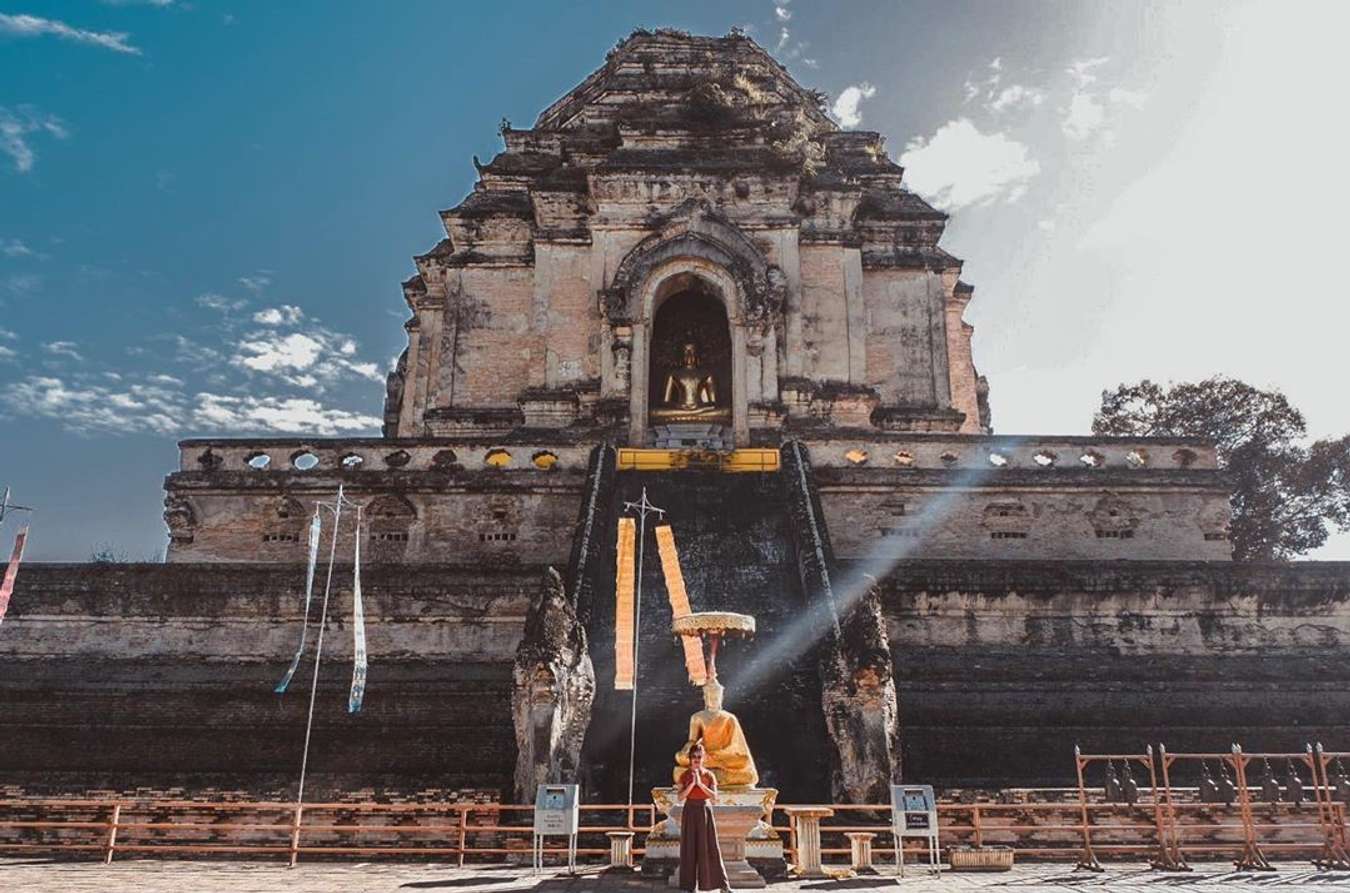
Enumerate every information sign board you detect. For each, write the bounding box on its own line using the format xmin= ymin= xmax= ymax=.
xmin=532 ymin=783 xmax=579 ymax=872
xmin=890 ymin=783 xmax=941 ymax=877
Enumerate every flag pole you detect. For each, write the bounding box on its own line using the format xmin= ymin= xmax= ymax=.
xmin=622 ymin=487 xmax=664 ymax=811
xmin=0 ymin=486 xmax=35 ymax=526
xmin=290 ymin=484 xmax=346 ymax=867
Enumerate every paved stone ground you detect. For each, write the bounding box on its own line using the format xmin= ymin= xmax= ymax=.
xmin=4 ymin=862 xmax=1350 ymax=893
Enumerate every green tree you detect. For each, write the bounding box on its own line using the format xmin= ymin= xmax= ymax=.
xmin=1092 ymin=377 xmax=1350 ymax=560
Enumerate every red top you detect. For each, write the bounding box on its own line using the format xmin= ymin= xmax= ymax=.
xmin=679 ymin=768 xmax=717 ymax=801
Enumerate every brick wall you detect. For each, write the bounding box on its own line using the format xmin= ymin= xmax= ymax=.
xmin=2 ymin=559 xmax=1347 ymax=798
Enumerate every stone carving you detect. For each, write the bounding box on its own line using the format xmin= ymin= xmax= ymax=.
xmin=383 ymin=348 xmax=408 ymax=437
xmin=163 ymin=495 xmax=196 ymax=545
xmin=781 ymin=442 xmax=903 ymax=802
xmin=367 ymin=494 xmax=416 ymax=519
xmin=1089 ymin=494 xmax=1139 ymax=534
xmin=275 ymin=496 xmax=305 ymax=520
xmin=604 ymin=202 xmax=778 ymax=326
xmin=384 ymin=449 xmax=412 ymax=469
xmin=820 ymin=578 xmax=902 ymax=802
xmin=599 ymin=287 xmax=628 ymax=324
xmin=744 ymin=264 xmax=787 ymax=326
xmin=510 ymin=567 xmax=595 ymax=804
xmin=430 ymin=448 xmax=460 ymax=470
xmin=610 ymin=329 xmax=633 ymax=392
xmin=196 ymin=449 xmax=223 ymax=471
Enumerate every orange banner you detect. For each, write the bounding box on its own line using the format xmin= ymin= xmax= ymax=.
xmin=614 ymin=517 xmax=636 ymax=690
xmin=655 ymin=524 xmax=707 ymax=686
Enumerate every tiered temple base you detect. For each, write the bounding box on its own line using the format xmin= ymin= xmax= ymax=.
xmin=642 ymin=787 xmax=786 ymax=887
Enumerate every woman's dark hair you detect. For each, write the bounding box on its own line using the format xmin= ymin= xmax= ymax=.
xmin=689 ymin=741 xmax=706 ymax=759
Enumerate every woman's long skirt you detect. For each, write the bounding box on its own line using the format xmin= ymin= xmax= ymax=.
xmin=678 ymin=800 xmax=729 ymax=892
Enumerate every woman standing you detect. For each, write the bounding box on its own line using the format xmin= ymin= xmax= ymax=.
xmin=677 ymin=741 xmax=732 ymax=893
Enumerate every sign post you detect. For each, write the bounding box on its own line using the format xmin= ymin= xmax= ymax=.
xmin=533 ymin=783 xmax=580 ymax=874
xmin=890 ymin=783 xmax=940 ymax=878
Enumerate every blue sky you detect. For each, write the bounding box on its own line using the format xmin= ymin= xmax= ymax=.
xmin=2 ymin=1 xmax=1347 ymax=560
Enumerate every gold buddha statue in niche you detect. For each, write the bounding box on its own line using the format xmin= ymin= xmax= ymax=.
xmin=653 ymin=342 xmax=727 ymax=422
xmin=673 ymin=679 xmax=758 ymax=789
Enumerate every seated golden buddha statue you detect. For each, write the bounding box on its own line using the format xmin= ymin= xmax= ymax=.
xmin=652 ymin=342 xmax=728 ymax=422
xmin=673 ymin=679 xmax=758 ymax=789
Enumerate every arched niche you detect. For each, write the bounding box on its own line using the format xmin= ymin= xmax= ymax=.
xmin=627 ymin=259 xmax=749 ymax=446
xmin=647 ymin=273 xmax=733 ymax=428
xmin=606 ymin=206 xmax=788 ymax=447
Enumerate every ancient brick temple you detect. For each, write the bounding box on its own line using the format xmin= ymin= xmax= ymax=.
xmin=3 ymin=32 xmax=1347 ymax=804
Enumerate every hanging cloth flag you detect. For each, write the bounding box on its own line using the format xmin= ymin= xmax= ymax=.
xmin=654 ymin=524 xmax=707 ymax=686
xmin=0 ymin=525 xmax=30 ymax=627
xmin=274 ymin=511 xmax=322 ymax=694
xmin=348 ymin=508 xmax=367 ymax=714
xmin=614 ymin=517 xmax=637 ymax=690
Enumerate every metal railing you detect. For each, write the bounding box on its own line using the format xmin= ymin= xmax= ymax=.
xmin=1 ymin=793 xmax=1344 ymax=868
xmin=0 ymin=799 xmax=656 ymax=865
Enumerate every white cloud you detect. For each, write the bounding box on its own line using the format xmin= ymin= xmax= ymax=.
xmin=0 ymin=327 xmax=16 ymax=339
xmin=0 ymin=106 xmax=69 ymax=173
xmin=1062 ymin=91 xmax=1106 ymax=140
xmin=1109 ymin=87 xmax=1148 ymax=109
xmin=1061 ymin=57 xmax=1144 ymax=140
xmin=964 ymin=57 xmax=1004 ymax=105
xmin=899 ymin=118 xmax=1040 ymax=210
xmin=1067 ymin=56 xmax=1110 ymax=88
xmin=988 ymin=84 xmax=1046 ymax=114
xmin=100 ymin=0 xmax=175 ymax=6
xmin=166 ymin=334 xmax=223 ymax=368
xmin=234 ymin=332 xmax=323 ymax=375
xmin=831 ymin=83 xmax=877 ymax=129
xmin=0 ymin=345 xmax=16 ymax=362
xmin=2 ymin=375 xmax=184 ymax=434
xmin=1037 ymin=219 xmax=1056 ymax=232
xmin=5 ymin=272 xmax=42 ymax=295
xmin=1 ymin=238 xmax=34 ymax=257
xmin=0 ymin=13 xmax=141 ymax=55
xmin=43 ymin=340 xmax=83 ymax=361
xmin=252 ymin=304 xmax=304 ymax=326
xmin=347 ymin=361 xmax=379 ymax=380
xmin=2 ymin=372 xmax=380 ymax=437
xmin=195 ymin=292 xmax=246 ymax=313
xmin=192 ymin=394 xmax=380 ymax=435
xmin=238 ymin=274 xmax=271 ymax=293
xmin=774 ymin=4 xmax=791 ymax=23
xmin=230 ymin=324 xmax=383 ymax=388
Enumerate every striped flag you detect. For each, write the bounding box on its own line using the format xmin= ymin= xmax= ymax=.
xmin=655 ymin=524 xmax=706 ymax=685
xmin=274 ymin=512 xmax=322 ymax=694
xmin=348 ymin=513 xmax=367 ymax=714
xmin=614 ymin=517 xmax=636 ymax=690
xmin=0 ymin=526 xmax=29 ymax=627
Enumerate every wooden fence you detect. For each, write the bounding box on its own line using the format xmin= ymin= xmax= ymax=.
xmin=0 ymin=794 xmax=1344 ymax=868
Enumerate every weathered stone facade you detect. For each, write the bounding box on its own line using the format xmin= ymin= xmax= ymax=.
xmin=1 ymin=560 xmax=1347 ymax=798
xmin=5 ymin=30 xmax=1343 ymax=806
xmin=162 ymin=30 xmax=1231 ymax=567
